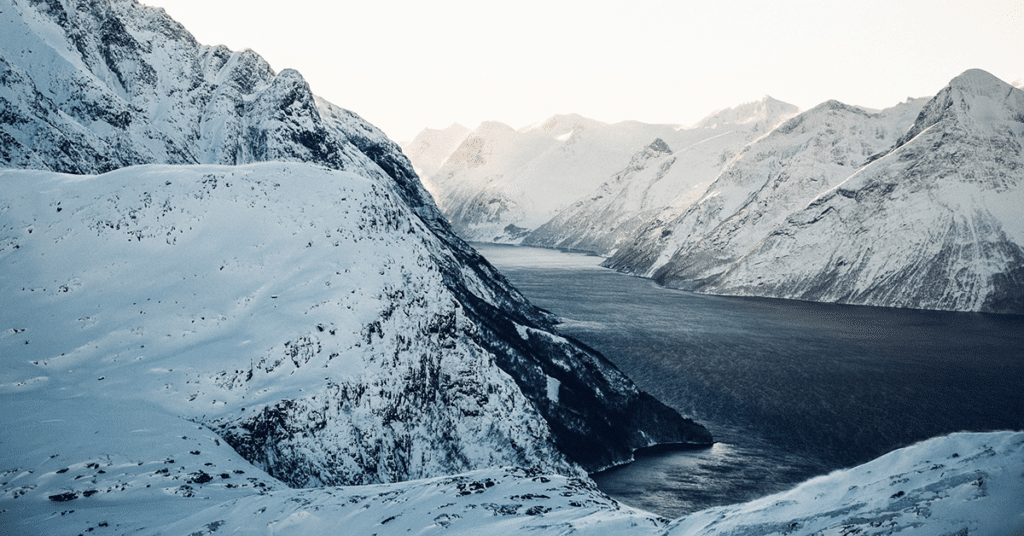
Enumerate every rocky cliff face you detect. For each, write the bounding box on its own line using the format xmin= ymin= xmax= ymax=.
xmin=0 ymin=0 xmax=710 ymax=491
xmin=697 ymin=70 xmax=1024 ymax=313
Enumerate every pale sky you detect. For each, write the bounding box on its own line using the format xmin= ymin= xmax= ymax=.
xmin=149 ymin=0 xmax=1021 ymax=142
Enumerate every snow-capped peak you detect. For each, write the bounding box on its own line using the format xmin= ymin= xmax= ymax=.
xmin=693 ymin=95 xmax=799 ymax=129
xmin=522 ymin=113 xmax=605 ymax=139
xmin=948 ymin=67 xmax=1016 ymax=94
xmin=893 ymin=68 xmax=1024 ymax=148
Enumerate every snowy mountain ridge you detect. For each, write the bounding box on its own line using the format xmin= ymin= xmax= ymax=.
xmin=402 ymin=123 xmax=471 ymax=189
xmin=413 ymin=70 xmax=1023 ymax=314
xmin=520 ymin=95 xmax=803 ymax=256
xmin=681 ymin=69 xmax=1024 ymax=313
xmin=406 ymin=97 xmax=798 ymax=244
xmin=0 ymin=0 xmax=435 ymax=227
xmin=604 ymin=96 xmax=929 ymax=282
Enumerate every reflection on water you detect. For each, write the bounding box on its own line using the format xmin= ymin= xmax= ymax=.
xmin=592 ymin=439 xmax=823 ymax=517
xmin=475 ymin=243 xmax=1024 ymax=518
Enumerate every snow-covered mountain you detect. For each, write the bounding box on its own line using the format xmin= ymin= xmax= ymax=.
xmin=521 ymin=97 xmax=799 ymax=255
xmin=0 ymin=160 xmax=709 ymax=491
xmin=412 ymin=99 xmax=796 ymax=243
xmin=402 ymin=123 xmax=471 ymax=192
xmin=522 ymin=137 xmax=680 ymax=255
xmin=0 ymin=0 xmax=711 ymax=497
xmin=694 ymin=69 xmax=1024 ymax=313
xmin=0 ymin=0 xmax=439 ymax=232
xmin=604 ymin=97 xmax=927 ymax=281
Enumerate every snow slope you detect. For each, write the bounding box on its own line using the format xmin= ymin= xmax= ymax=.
xmin=0 ymin=164 xmax=578 ymax=486
xmin=523 ymin=97 xmax=800 ymax=256
xmin=604 ymin=97 xmax=927 ymax=282
xmin=0 ymin=0 xmax=711 ymax=492
xmin=416 ymin=98 xmax=796 ymax=244
xmin=401 ymin=123 xmax=471 ymax=193
xmin=0 ymin=161 xmax=711 ymax=490
xmin=699 ymin=69 xmax=1024 ymax=313
xmin=4 ymin=424 xmax=1020 ymax=535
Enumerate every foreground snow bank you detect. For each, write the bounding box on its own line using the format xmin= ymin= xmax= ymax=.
xmin=665 ymin=431 xmax=1024 ymax=536
xmin=4 ymin=431 xmax=1019 ymax=535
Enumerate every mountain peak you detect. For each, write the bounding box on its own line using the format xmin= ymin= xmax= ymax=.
xmin=891 ymin=68 xmax=1022 ymax=149
xmin=947 ymin=68 xmax=1011 ymax=94
xmin=522 ymin=113 xmax=604 ymax=137
xmin=694 ymin=96 xmax=799 ymax=129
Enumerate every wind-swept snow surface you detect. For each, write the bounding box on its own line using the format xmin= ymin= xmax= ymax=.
xmin=0 ymin=164 xmax=576 ymax=486
xmin=4 ymin=425 xmax=1020 ymax=535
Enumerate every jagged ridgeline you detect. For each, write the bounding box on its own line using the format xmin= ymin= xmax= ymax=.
xmin=608 ymin=70 xmax=1024 ymax=314
xmin=0 ymin=0 xmax=710 ymax=488
xmin=407 ymin=68 xmax=1024 ymax=315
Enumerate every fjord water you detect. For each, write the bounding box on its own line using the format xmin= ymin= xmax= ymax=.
xmin=473 ymin=243 xmax=1024 ymax=518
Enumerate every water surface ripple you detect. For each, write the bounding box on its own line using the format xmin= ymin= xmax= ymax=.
xmin=475 ymin=243 xmax=1024 ymax=518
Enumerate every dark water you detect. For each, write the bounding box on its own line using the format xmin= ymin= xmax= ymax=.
xmin=474 ymin=243 xmax=1024 ymax=518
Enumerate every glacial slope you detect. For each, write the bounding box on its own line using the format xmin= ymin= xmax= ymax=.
xmin=702 ymin=69 xmax=1024 ymax=314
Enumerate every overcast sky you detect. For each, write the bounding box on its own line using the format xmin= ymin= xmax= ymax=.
xmin=149 ymin=0 xmax=1021 ymax=142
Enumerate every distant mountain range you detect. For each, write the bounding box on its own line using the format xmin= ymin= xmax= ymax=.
xmin=407 ymin=71 xmax=1024 ymax=314
xmin=405 ymin=99 xmax=797 ymax=243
